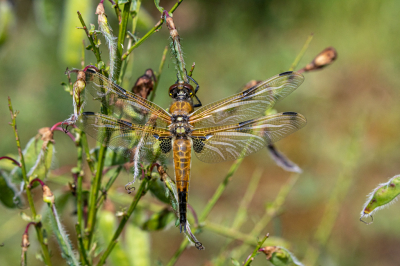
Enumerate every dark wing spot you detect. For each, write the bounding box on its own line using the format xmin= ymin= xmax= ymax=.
xmin=86 ymin=69 xmax=96 ymax=74
xmin=192 ymin=137 xmax=206 ymax=153
xmin=82 ymin=112 xmax=95 ymax=115
xmin=118 ymin=119 xmax=133 ymax=127
xmin=282 ymin=112 xmax=298 ymax=115
xmin=279 ymin=71 xmax=293 ymax=76
xmin=159 ymin=137 xmax=172 ymax=153
xmin=238 ymin=119 xmax=255 ymax=126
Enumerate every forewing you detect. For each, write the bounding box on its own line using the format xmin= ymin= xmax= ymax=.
xmin=76 ymin=112 xmax=172 ymax=161
xmin=84 ymin=69 xmax=171 ymax=128
xmin=191 ymin=112 xmax=306 ymax=163
xmin=189 ymin=71 xmax=304 ymax=128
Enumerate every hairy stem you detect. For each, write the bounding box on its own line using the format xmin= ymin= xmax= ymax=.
xmin=8 ymin=97 xmax=52 ymax=265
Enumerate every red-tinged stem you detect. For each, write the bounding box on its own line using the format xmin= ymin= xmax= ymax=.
xmin=29 ymin=178 xmax=45 ymax=188
xmin=52 ymin=127 xmax=76 ymax=143
xmin=24 ymin=222 xmax=36 ymax=234
xmin=83 ymin=65 xmax=100 ymax=72
xmin=0 ymin=156 xmax=21 ymax=167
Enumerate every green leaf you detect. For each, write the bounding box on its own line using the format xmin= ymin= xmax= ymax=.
xmin=231 ymin=258 xmax=241 ymax=266
xmin=361 ymin=174 xmax=400 ymax=221
xmin=119 ymin=0 xmax=129 ymax=4
xmin=98 ymin=210 xmax=130 ymax=266
xmin=0 ymin=170 xmax=19 ymax=208
xmin=142 ymin=208 xmax=175 ymax=231
xmin=153 ymin=0 xmax=164 ymax=13
xmin=91 ymin=147 xmax=128 ymax=166
xmin=148 ymin=178 xmax=170 ymax=204
xmin=10 ymin=136 xmax=55 ymax=185
xmin=85 ymin=44 xmax=93 ymax=50
xmin=126 ymin=224 xmax=150 ymax=266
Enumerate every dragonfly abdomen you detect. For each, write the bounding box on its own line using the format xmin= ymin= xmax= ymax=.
xmin=172 ymin=138 xmax=192 ymax=232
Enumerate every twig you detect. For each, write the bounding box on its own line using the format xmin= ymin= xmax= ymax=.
xmin=243 ymin=234 xmax=269 ymax=266
xmin=8 ymin=97 xmax=52 ymax=265
xmin=121 ymin=0 xmax=183 ymax=61
xmin=96 ymin=178 xmax=150 ymax=266
xmin=77 ymin=11 xmax=102 ymax=64
xmin=0 ymin=156 xmax=21 ymax=167
xmin=288 ymin=33 xmax=314 ymax=71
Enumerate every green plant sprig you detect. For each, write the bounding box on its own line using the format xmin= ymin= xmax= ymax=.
xmin=8 ymin=97 xmax=53 ymax=266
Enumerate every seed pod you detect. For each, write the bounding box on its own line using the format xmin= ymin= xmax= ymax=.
xmin=302 ymin=47 xmax=337 ymax=72
xmin=73 ymin=70 xmax=87 ymax=117
xmin=360 ymin=174 xmax=400 ymax=223
xmin=259 ymin=246 xmax=304 ymax=266
xmin=42 ymin=184 xmax=54 ymax=205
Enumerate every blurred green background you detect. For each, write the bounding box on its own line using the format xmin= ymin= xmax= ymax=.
xmin=1 ymin=0 xmax=400 ymax=265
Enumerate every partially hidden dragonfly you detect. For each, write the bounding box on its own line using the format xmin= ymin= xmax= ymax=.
xmin=75 ymin=69 xmax=307 ymax=231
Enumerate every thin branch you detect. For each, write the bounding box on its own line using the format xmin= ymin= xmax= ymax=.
xmin=121 ymin=0 xmax=183 ymax=61
xmin=8 ymin=97 xmax=52 ymax=265
xmin=77 ymin=11 xmax=102 ymax=64
xmin=96 ymin=178 xmax=150 ymax=266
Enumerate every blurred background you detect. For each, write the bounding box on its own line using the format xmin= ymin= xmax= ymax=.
xmin=1 ymin=0 xmax=400 ymax=265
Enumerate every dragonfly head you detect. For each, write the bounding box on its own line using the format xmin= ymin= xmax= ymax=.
xmin=169 ymin=82 xmax=195 ymax=100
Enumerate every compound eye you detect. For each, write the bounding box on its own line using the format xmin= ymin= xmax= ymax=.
xmin=184 ymin=84 xmax=194 ymax=96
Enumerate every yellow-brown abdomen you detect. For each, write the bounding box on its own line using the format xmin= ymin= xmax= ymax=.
xmin=173 ymin=138 xmax=192 ymax=229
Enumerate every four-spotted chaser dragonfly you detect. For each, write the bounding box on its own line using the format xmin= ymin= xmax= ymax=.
xmin=76 ymin=69 xmax=307 ymax=231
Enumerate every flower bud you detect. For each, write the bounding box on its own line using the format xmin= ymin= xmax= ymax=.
xmin=303 ymin=47 xmax=337 ymax=72
xmin=42 ymin=184 xmax=55 ymax=205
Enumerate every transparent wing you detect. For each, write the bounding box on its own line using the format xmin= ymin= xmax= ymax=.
xmin=84 ymin=69 xmax=171 ymax=128
xmin=189 ymin=71 xmax=304 ymax=128
xmin=191 ymin=112 xmax=306 ymax=163
xmin=76 ymin=112 xmax=172 ymax=161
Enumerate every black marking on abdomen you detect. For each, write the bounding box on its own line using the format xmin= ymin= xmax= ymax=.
xmin=282 ymin=112 xmax=298 ymax=115
xmin=178 ymin=191 xmax=187 ymax=224
xmin=279 ymin=71 xmax=293 ymax=76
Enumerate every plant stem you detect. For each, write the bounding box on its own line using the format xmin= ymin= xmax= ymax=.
xmin=85 ymin=144 xmax=107 ymax=249
xmin=8 ymin=97 xmax=52 ymax=266
xmin=75 ymin=224 xmax=90 ymax=266
xmin=251 ymin=173 xmax=299 ymax=236
xmin=199 ymin=157 xmax=244 ymax=222
xmin=77 ymin=11 xmax=102 ymax=64
xmin=96 ymin=165 xmax=123 ymax=207
xmin=114 ymin=0 xmax=132 ymax=81
xmin=303 ymin=118 xmax=364 ymax=266
xmin=149 ymin=46 xmax=168 ymax=102
xmin=289 ymin=33 xmax=314 ymax=71
xmin=204 ymin=222 xmax=259 ymax=246
xmin=121 ymin=0 xmax=183 ymax=61
xmin=166 ymin=238 xmax=189 ymax=266
xmin=243 ymin=234 xmax=269 ymax=266
xmin=96 ymin=178 xmax=149 ymax=266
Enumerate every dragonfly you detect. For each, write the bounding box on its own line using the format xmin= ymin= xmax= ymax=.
xmin=75 ymin=69 xmax=307 ymax=231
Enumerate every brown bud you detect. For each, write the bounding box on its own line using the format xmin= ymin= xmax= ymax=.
xmin=95 ymin=2 xmax=105 ymax=16
xmin=303 ymin=47 xmax=337 ymax=72
xmin=38 ymin=127 xmax=54 ymax=151
xmin=259 ymin=246 xmax=278 ymax=260
xmin=21 ymin=233 xmax=30 ymax=251
xmin=131 ymin=69 xmax=156 ymax=99
xmin=42 ymin=185 xmax=55 ymax=205
xmin=157 ymin=165 xmax=168 ymax=181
